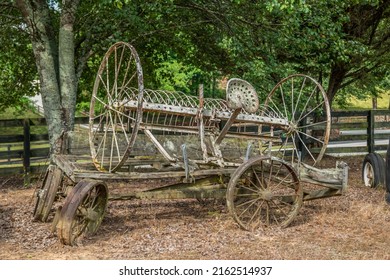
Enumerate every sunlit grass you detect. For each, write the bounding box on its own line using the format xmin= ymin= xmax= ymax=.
xmin=0 ymin=107 xmax=41 ymax=119
xmin=346 ymin=92 xmax=390 ymax=110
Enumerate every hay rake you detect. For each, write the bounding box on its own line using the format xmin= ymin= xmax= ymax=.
xmin=33 ymin=42 xmax=348 ymax=245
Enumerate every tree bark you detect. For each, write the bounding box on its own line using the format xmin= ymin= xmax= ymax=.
xmin=15 ymin=0 xmax=79 ymax=154
xmin=326 ymin=63 xmax=347 ymax=108
xmin=59 ymin=0 xmax=79 ymax=130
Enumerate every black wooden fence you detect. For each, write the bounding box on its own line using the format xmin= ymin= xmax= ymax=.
xmin=1 ymin=111 xmax=390 ymax=176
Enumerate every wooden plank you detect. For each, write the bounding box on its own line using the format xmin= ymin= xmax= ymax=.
xmin=312 ymin=146 xmax=368 ymax=153
xmin=30 ymin=134 xmax=49 ymax=141
xmin=331 ymin=110 xmax=369 ymax=117
xmin=0 ymin=147 xmax=49 ymax=160
xmin=330 ymin=122 xmax=367 ymax=129
xmin=73 ymin=116 xmax=90 ymax=124
xmin=0 ymin=119 xmax=25 ymax=127
xmin=303 ymin=188 xmax=342 ymax=201
xmin=372 ymin=110 xmax=390 ymax=116
xmin=23 ymin=119 xmax=30 ymax=176
xmin=375 ymin=122 xmax=390 ymax=129
xmin=0 ymin=149 xmax=23 ymax=160
xmin=74 ymin=167 xmax=236 ymax=181
xmin=337 ymin=135 xmax=367 ymax=141
xmin=0 ymin=133 xmax=49 ymax=143
xmin=367 ymin=110 xmax=374 ymax=153
xmin=0 ymin=135 xmax=24 ymax=142
xmin=0 ymin=164 xmax=48 ymax=176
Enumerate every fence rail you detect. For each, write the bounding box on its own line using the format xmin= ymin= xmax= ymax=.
xmin=1 ymin=111 xmax=390 ymax=176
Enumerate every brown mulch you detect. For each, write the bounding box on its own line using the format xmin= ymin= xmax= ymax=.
xmin=0 ymin=156 xmax=390 ymax=260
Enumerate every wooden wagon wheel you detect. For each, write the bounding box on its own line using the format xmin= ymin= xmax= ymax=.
xmin=226 ymin=156 xmax=302 ymax=231
xmin=261 ymin=74 xmax=331 ymax=166
xmin=57 ymin=180 xmax=108 ymax=246
xmin=33 ymin=165 xmax=62 ymax=222
xmin=89 ymin=41 xmax=144 ymax=172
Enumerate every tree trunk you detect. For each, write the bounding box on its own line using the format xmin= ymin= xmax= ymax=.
xmin=16 ymin=0 xmax=79 ymax=154
xmin=372 ymin=97 xmax=378 ymax=109
xmin=59 ymin=0 xmax=79 ymax=131
xmin=326 ymin=63 xmax=347 ymax=108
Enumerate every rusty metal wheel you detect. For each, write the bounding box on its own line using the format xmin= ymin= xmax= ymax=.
xmin=226 ymin=156 xmax=302 ymax=230
xmin=261 ymin=74 xmax=331 ymax=166
xmin=89 ymin=41 xmax=144 ymax=172
xmin=57 ymin=180 xmax=108 ymax=246
xmin=33 ymin=165 xmax=63 ymax=222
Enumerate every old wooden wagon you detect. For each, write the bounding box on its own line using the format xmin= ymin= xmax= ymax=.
xmin=33 ymin=42 xmax=348 ymax=245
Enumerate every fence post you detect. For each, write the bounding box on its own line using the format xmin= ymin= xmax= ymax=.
xmin=367 ymin=110 xmax=375 ymax=154
xmin=23 ymin=118 xmax=31 ymax=185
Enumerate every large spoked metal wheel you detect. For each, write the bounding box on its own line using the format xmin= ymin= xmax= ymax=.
xmin=261 ymin=74 xmax=331 ymax=166
xmin=89 ymin=41 xmax=144 ymax=172
xmin=33 ymin=165 xmax=63 ymax=222
xmin=226 ymin=156 xmax=302 ymax=231
xmin=57 ymin=180 xmax=108 ymax=246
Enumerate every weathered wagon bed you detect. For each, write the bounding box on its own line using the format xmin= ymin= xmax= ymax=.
xmin=32 ymin=41 xmax=349 ymax=246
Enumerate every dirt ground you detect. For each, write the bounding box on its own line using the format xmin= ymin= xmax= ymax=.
xmin=1 ymin=156 xmax=390 ymax=260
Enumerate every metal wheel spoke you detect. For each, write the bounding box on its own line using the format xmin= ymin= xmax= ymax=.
xmin=89 ymin=42 xmax=143 ymax=172
xmin=98 ymin=74 xmax=109 ymax=94
xmin=269 ymin=173 xmax=294 ymax=192
xmin=270 ymin=199 xmax=290 ymax=218
xmin=297 ymin=130 xmax=324 ymax=145
xmin=227 ymin=156 xmax=302 ymax=231
xmin=296 ymin=100 xmax=325 ymax=124
xmin=291 ymin=77 xmax=294 ymax=121
xmin=268 ymin=98 xmax=285 ymax=118
xmin=241 ymin=173 xmax=263 ymax=191
xmin=279 ymin=86 xmax=288 ymax=120
xmin=108 ymin=109 xmax=122 ymax=162
xmin=247 ymin=200 xmax=264 ymax=225
xmin=117 ymin=69 xmax=137 ymax=100
xmin=297 ymin=86 xmax=318 ymax=122
xmin=237 ymin=200 xmax=258 ymax=220
xmin=297 ymin=120 xmax=328 ymax=129
xmin=293 ymin=76 xmax=306 ymax=118
xmin=296 ymin=132 xmax=317 ymax=162
xmin=252 ymin=167 xmax=266 ymax=190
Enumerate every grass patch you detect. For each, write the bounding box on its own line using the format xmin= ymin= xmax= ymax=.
xmin=345 ymin=92 xmax=390 ymax=110
xmin=0 ymin=107 xmax=41 ymax=119
xmin=0 ymin=108 xmax=47 ymax=135
xmin=0 ymin=142 xmax=50 ymax=152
